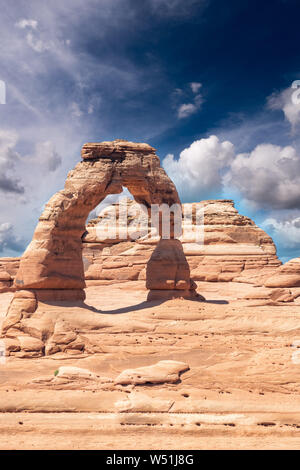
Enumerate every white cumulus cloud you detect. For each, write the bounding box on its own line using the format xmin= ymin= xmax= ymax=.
xmin=163 ymin=135 xmax=300 ymax=211
xmin=261 ymin=214 xmax=300 ymax=260
xmin=163 ymin=135 xmax=234 ymax=201
xmin=224 ymin=143 xmax=300 ymax=209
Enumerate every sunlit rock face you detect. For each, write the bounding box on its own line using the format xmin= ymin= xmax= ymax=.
xmin=0 ymin=258 xmax=20 ymax=293
xmin=13 ymin=140 xmax=181 ymax=296
xmin=83 ymin=199 xmax=281 ymax=285
xmin=264 ymin=257 xmax=300 ymax=288
xmin=1 ymin=140 xmax=196 ymax=356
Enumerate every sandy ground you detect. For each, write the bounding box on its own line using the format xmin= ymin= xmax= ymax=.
xmin=1 ymin=281 xmax=300 ymax=450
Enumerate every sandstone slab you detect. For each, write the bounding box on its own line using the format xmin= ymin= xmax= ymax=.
xmin=265 ymin=258 xmax=300 ymax=288
xmin=114 ymin=360 xmax=190 ymax=385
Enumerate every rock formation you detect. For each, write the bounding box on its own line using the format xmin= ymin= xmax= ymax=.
xmin=14 ymin=140 xmax=182 ymax=297
xmin=115 ymin=392 xmax=174 ymax=413
xmin=83 ymin=198 xmax=281 ymax=285
xmin=28 ymin=361 xmax=190 ymax=392
xmin=1 ymin=139 xmax=293 ymax=358
xmin=114 ymin=360 xmax=189 ymax=385
xmin=146 ymin=239 xmax=198 ymax=300
xmin=0 ymin=200 xmax=282 ymax=291
xmin=0 ymin=257 xmax=19 ymax=292
xmin=0 ymin=270 xmax=13 ymax=293
xmin=264 ymin=257 xmax=300 ymax=288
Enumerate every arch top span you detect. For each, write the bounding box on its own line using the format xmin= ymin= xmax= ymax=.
xmin=14 ymin=140 xmax=182 ymax=293
xmin=81 ymin=140 xmax=155 ymax=160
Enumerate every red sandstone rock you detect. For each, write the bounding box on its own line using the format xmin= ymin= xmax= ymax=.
xmin=0 ymin=257 xmax=20 ymax=278
xmin=83 ymin=199 xmax=281 ymax=284
xmin=0 ymin=271 xmax=11 ymax=282
xmin=264 ymin=258 xmax=300 ymax=288
xmin=1 ymin=198 xmax=281 ymax=291
xmin=1 ymin=140 xmax=196 ymax=355
xmin=114 ymin=360 xmax=190 ymax=385
xmin=0 ymin=141 xmax=285 ymax=359
xmin=14 ymin=140 xmax=180 ymax=294
xmin=0 ymin=268 xmax=14 ymax=293
xmin=1 ymin=290 xmax=37 ymax=335
xmin=146 ymin=239 xmax=192 ymax=290
xmin=115 ymin=392 xmax=174 ymax=413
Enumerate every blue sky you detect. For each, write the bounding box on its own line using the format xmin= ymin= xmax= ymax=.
xmin=1 ymin=0 xmax=300 ymax=261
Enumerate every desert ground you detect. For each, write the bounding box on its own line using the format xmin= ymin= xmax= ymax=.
xmin=1 ymin=280 xmax=300 ymax=450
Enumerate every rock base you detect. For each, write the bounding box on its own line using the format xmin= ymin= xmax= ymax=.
xmin=0 ymin=288 xmax=87 ymax=358
xmin=34 ymin=289 xmax=86 ymax=302
xmin=147 ymin=289 xmax=204 ymax=301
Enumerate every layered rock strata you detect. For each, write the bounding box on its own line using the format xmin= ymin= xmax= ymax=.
xmin=0 ymin=200 xmax=282 ymax=290
xmin=83 ymin=199 xmax=281 ymax=285
xmin=0 ymin=258 xmax=20 ymax=292
xmin=264 ymin=258 xmax=300 ymax=288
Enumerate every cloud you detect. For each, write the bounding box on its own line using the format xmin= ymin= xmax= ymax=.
xmin=32 ymin=141 xmax=62 ymax=172
xmin=163 ymin=135 xmax=234 ymax=201
xmin=25 ymin=31 xmax=51 ymax=53
xmin=15 ymin=18 xmax=52 ymax=53
xmin=0 ymin=175 xmax=24 ymax=194
xmin=0 ymin=222 xmax=25 ymax=253
xmin=70 ymin=102 xmax=83 ymax=118
xmin=267 ymin=85 xmax=300 ymax=132
xmin=190 ymin=82 xmax=202 ymax=94
xmin=261 ymin=212 xmax=300 ymax=261
xmin=262 ymin=215 xmax=300 ymax=250
xmin=15 ymin=19 xmax=38 ymax=29
xmin=162 ymin=134 xmax=300 ymax=211
xmin=0 ymin=130 xmax=24 ymax=194
xmin=0 ymin=130 xmax=61 ymax=199
xmin=177 ymin=83 xmax=203 ymax=118
xmin=224 ymin=143 xmax=300 ymax=209
xmin=177 ymin=103 xmax=198 ymax=118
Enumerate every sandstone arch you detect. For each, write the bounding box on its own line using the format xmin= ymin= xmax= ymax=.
xmin=12 ymin=140 xmax=197 ymax=302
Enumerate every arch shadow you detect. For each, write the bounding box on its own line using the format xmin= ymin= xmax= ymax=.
xmin=41 ymin=297 xmax=228 ymax=315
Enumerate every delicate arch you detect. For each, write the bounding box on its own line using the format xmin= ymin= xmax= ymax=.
xmin=14 ymin=140 xmax=181 ymax=295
